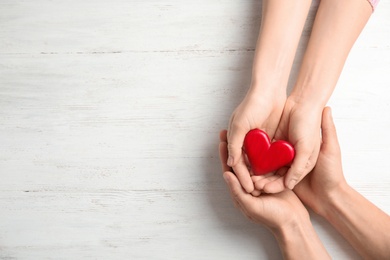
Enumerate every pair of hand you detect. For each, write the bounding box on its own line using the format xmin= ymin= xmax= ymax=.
xmin=227 ymin=89 xmax=323 ymax=193
xmin=220 ymin=107 xmax=347 ymax=228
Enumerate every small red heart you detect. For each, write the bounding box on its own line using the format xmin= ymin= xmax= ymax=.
xmin=243 ymin=129 xmax=295 ymax=175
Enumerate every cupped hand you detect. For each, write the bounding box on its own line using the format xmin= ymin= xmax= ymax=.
xmin=254 ymin=98 xmax=323 ymax=193
xmin=293 ymin=107 xmax=348 ymax=216
xmin=220 ymin=130 xmax=309 ymax=230
xmin=227 ymin=88 xmax=285 ymax=193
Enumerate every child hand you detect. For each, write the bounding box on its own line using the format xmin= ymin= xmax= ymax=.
xmin=227 ymin=89 xmax=285 ymax=193
xmin=252 ymin=98 xmax=323 ymax=193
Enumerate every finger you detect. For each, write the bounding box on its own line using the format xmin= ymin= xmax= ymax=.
xmin=256 ymin=167 xmax=288 ymax=193
xmin=233 ymin=157 xmax=255 ymax=193
xmin=274 ymin=109 xmax=289 ymax=141
xmin=251 ymin=189 xmax=261 ymax=197
xmin=225 ymin=127 xmax=254 ymax=193
xmin=223 ymin=171 xmax=253 ymax=206
xmin=321 ymin=107 xmax=340 ymax=152
xmin=251 ymin=172 xmax=274 ymax=183
xmin=219 ymin=142 xmax=231 ymax=173
xmin=218 ymin=130 xmax=231 ymax=172
xmin=284 ymin=146 xmax=314 ymax=190
xmin=274 ymin=127 xmax=286 ymax=141
xmin=227 ymin=122 xmax=247 ymax=167
xmin=251 ymin=172 xmax=277 ymax=186
xmin=243 ymin=152 xmax=251 ymax=169
xmin=253 ymin=174 xmax=280 ymax=191
xmin=275 ymin=166 xmax=289 ymax=177
xmin=263 ymin=176 xmax=286 ymax=194
xmin=219 ymin=129 xmax=228 ymax=143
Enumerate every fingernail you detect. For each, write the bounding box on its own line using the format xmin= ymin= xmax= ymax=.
xmin=227 ymin=156 xmax=233 ymax=166
xmin=287 ymin=180 xmax=297 ymax=190
xmin=251 ymin=189 xmax=261 ymax=197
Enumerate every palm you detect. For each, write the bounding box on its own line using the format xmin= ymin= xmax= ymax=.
xmin=228 ymin=92 xmax=285 ymax=192
xmin=229 ymin=93 xmax=284 ymax=140
xmin=255 ymin=100 xmax=323 ymax=193
xmin=220 ymin=130 xmax=307 ymax=229
xmin=223 ymin=169 xmax=309 ymax=230
xmin=244 ymin=188 xmax=307 ymax=228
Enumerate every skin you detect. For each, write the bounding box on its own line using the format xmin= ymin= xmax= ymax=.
xmin=219 ymin=130 xmax=330 ymax=259
xmin=227 ymin=0 xmax=312 ymax=193
xmin=254 ymin=107 xmax=390 ymax=259
xmin=295 ymin=107 xmax=390 ymax=259
xmin=228 ymin=0 xmax=373 ymax=194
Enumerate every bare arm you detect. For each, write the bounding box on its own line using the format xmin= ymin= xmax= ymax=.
xmin=268 ymin=0 xmax=373 ymax=192
xmin=220 ymin=130 xmax=330 ymax=259
xmin=227 ymin=0 xmax=311 ymax=193
xmin=273 ymin=217 xmax=331 ymax=260
xmin=291 ymin=107 xmax=390 ymax=259
xmin=289 ymin=0 xmax=373 ymax=106
xmin=250 ymin=0 xmax=312 ymax=91
xmin=323 ymin=184 xmax=390 ymax=259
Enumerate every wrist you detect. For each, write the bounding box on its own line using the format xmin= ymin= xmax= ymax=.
xmin=271 ymin=208 xmax=311 ymax=239
xmin=248 ymin=81 xmax=287 ymax=103
xmin=318 ymin=182 xmax=352 ymax=220
xmin=287 ymin=90 xmax=328 ymax=111
xmin=284 ymin=96 xmax=324 ymax=118
xmin=272 ymin=213 xmax=330 ymax=259
xmin=288 ymin=66 xmax=337 ymax=108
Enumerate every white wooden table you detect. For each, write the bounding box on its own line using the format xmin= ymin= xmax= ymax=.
xmin=1 ymin=1 xmax=389 ymax=259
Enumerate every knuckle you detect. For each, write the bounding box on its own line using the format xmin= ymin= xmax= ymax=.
xmin=227 ymin=143 xmax=242 ymax=153
xmin=229 ymin=121 xmax=247 ymax=134
xmin=291 ymin=167 xmax=306 ymax=181
xmin=291 ymin=162 xmax=312 ymax=181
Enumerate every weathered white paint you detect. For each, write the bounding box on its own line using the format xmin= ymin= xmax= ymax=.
xmin=0 ymin=1 xmax=389 ymax=259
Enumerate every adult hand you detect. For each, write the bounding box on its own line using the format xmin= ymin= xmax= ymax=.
xmin=293 ymin=107 xmax=347 ymax=216
xmin=227 ymin=88 xmax=285 ymax=193
xmin=220 ymin=129 xmax=331 ymax=259
xmin=294 ymin=107 xmax=390 ymax=260
xmin=220 ymin=130 xmax=307 ymax=229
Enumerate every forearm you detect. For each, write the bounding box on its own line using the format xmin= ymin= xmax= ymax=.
xmin=323 ymin=184 xmax=390 ymax=259
xmin=289 ymin=0 xmax=372 ymax=106
xmin=251 ymin=0 xmax=311 ymax=95
xmin=273 ymin=218 xmax=330 ymax=259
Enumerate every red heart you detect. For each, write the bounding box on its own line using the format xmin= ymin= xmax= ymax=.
xmin=243 ymin=129 xmax=295 ymax=175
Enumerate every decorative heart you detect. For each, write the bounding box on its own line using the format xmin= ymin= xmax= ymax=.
xmin=243 ymin=129 xmax=295 ymax=175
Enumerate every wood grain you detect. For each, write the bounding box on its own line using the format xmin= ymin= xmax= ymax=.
xmin=0 ymin=0 xmax=389 ymax=259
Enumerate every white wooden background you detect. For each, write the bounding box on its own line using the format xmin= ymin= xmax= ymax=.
xmin=0 ymin=1 xmax=389 ymax=259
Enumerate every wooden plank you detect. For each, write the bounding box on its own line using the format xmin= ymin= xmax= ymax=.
xmin=0 ymin=0 xmax=389 ymax=259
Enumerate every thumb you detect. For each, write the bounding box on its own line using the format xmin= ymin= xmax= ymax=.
xmin=285 ymin=143 xmax=318 ymax=190
xmin=227 ymin=123 xmax=247 ymax=167
xmin=321 ymin=107 xmax=340 ymax=151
